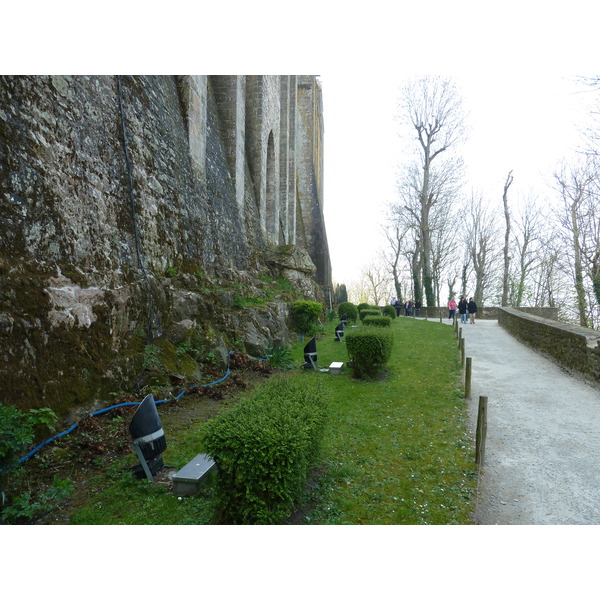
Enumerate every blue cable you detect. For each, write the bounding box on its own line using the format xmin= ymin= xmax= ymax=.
xmin=1 ymin=351 xmax=236 ymax=472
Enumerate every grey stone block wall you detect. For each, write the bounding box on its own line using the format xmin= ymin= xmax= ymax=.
xmin=0 ymin=75 xmax=331 ymax=414
xmin=498 ymin=307 xmax=600 ymax=384
xmin=412 ymin=306 xmax=559 ymax=320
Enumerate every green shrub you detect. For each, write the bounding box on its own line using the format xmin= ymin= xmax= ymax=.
xmin=357 ymin=302 xmax=371 ymax=314
xmin=290 ymin=300 xmax=323 ymax=336
xmin=363 ymin=315 xmax=392 ymax=327
xmin=0 ymin=404 xmax=58 ymax=469
xmin=265 ymin=344 xmax=294 ymax=369
xmin=346 ymin=326 xmax=394 ymax=379
xmin=382 ymin=305 xmax=396 ymax=319
xmin=2 ymin=474 xmax=74 ymax=524
xmin=337 ymin=301 xmax=358 ymax=323
xmin=202 ymin=376 xmax=328 ymax=524
xmin=359 ymin=309 xmax=380 ymax=322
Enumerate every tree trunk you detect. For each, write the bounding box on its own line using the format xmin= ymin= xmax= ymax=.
xmin=501 ymin=171 xmax=513 ymax=306
xmin=411 ymin=243 xmax=423 ymax=304
xmin=571 ymin=202 xmax=588 ymax=327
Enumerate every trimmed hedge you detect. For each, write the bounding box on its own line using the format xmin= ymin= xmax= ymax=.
xmin=382 ymin=305 xmax=396 ymax=319
xmin=346 ymin=326 xmax=394 ymax=379
xmin=290 ymin=300 xmax=323 ymax=336
xmin=202 ymin=376 xmax=328 ymax=524
xmin=359 ymin=308 xmax=380 ymax=322
xmin=363 ymin=315 xmax=392 ymax=327
xmin=337 ymin=301 xmax=358 ymax=323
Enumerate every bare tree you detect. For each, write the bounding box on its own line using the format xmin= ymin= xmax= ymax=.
xmin=509 ymin=197 xmax=543 ymax=307
xmin=501 ymin=170 xmax=514 ymax=306
xmin=362 ymin=260 xmax=392 ymax=306
xmin=553 ymin=158 xmax=596 ymax=327
xmin=463 ymin=192 xmax=501 ymax=305
xmin=531 ymin=236 xmax=561 ymax=308
xmin=399 ymin=76 xmax=466 ymax=307
xmin=382 ymin=216 xmax=411 ymax=301
xmin=430 ymin=201 xmax=461 ymax=304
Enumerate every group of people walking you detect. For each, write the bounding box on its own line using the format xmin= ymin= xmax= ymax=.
xmin=391 ymin=296 xmax=477 ymax=323
xmin=391 ymin=297 xmax=421 ymax=317
xmin=450 ymin=296 xmax=478 ymax=324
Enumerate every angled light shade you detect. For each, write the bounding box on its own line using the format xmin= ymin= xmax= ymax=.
xmin=303 ymin=336 xmax=318 ymax=369
xmin=334 ymin=321 xmax=345 ymax=342
xmin=129 ymin=393 xmax=167 ymax=480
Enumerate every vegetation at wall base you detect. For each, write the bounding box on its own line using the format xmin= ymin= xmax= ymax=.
xmin=290 ymin=300 xmax=324 ymax=336
xmin=1 ymin=318 xmax=476 ymax=525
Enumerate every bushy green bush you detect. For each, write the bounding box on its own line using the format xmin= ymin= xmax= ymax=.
xmin=337 ymin=301 xmax=358 ymax=323
xmin=0 ymin=404 xmax=58 ymax=469
xmin=202 ymin=376 xmax=328 ymax=524
xmin=265 ymin=344 xmax=294 ymax=369
xmin=359 ymin=308 xmax=380 ymax=322
xmin=363 ymin=315 xmax=392 ymax=327
xmin=346 ymin=326 xmax=394 ymax=379
xmin=382 ymin=305 xmax=396 ymax=319
xmin=357 ymin=302 xmax=372 ymax=314
xmin=290 ymin=300 xmax=323 ymax=336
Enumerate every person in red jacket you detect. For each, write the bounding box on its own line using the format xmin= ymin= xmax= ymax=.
xmin=448 ymin=298 xmax=457 ymax=321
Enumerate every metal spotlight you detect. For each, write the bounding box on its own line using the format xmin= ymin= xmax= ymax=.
xmin=303 ymin=336 xmax=318 ymax=370
xmin=128 ymin=393 xmax=167 ymax=481
xmin=334 ymin=321 xmax=346 ymax=342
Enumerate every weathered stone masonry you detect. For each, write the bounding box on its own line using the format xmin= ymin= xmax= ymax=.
xmin=498 ymin=307 xmax=600 ymax=386
xmin=0 ymin=75 xmax=331 ymax=415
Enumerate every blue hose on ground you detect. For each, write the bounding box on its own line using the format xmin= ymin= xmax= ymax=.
xmin=1 ymin=351 xmax=235 ymax=472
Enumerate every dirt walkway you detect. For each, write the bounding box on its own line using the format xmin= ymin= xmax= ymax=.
xmin=455 ymin=318 xmax=600 ymax=525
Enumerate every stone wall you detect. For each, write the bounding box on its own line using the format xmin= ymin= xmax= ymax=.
xmin=404 ymin=306 xmax=559 ymax=320
xmin=0 ymin=75 xmax=331 ymax=416
xmin=498 ymin=307 xmax=600 ymax=384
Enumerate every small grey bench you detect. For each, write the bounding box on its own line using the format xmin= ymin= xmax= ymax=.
xmin=172 ymin=453 xmax=217 ymax=496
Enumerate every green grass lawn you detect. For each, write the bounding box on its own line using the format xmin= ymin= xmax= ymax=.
xmin=293 ymin=316 xmax=477 ymax=524
xmin=65 ymin=315 xmax=476 ymax=525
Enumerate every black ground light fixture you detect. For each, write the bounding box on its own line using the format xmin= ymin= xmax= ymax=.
xmin=334 ymin=321 xmax=346 ymax=342
xmin=303 ymin=336 xmax=318 ymax=370
xmin=128 ymin=393 xmax=167 ymax=481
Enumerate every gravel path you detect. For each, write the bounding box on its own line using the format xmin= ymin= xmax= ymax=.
xmin=456 ymin=319 xmax=600 ymax=525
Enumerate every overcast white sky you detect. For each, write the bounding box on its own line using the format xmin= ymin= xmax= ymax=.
xmin=321 ymin=69 xmax=594 ymax=286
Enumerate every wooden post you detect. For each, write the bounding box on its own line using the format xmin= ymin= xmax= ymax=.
xmin=458 ymin=327 xmax=462 ymax=346
xmin=465 ymin=357 xmax=472 ymax=398
xmin=439 ymin=308 xmax=442 ymax=323
xmin=475 ymin=395 xmax=488 ymax=467
xmin=460 ymin=337 xmax=465 ymax=367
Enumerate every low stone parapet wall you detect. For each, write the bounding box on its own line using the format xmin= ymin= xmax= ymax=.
xmin=408 ymin=306 xmax=558 ymax=320
xmin=498 ymin=307 xmax=600 ymax=384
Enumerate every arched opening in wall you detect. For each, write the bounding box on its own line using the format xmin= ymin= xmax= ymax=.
xmin=265 ymin=130 xmax=277 ymax=243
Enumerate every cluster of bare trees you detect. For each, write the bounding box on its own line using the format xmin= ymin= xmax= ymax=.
xmin=373 ymin=75 xmax=600 ymax=329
